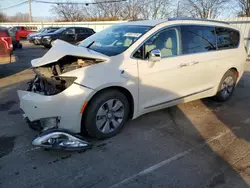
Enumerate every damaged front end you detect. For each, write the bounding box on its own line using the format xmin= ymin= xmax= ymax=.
xmin=27 ymin=55 xmax=102 ymax=96
xmin=19 ymin=40 xmax=109 ymax=151
xmin=26 ymin=57 xmax=96 ymax=150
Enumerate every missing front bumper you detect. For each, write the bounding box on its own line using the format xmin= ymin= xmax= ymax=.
xmin=32 ymin=128 xmax=91 ymax=151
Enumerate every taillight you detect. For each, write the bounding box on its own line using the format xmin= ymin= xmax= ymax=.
xmin=1 ymin=37 xmax=13 ymax=50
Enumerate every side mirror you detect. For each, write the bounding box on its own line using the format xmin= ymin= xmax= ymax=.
xmin=148 ymin=49 xmax=161 ymax=68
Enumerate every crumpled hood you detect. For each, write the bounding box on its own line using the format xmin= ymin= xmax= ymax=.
xmin=31 ymin=39 xmax=109 ymax=67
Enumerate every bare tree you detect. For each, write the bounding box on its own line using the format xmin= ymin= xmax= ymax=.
xmin=119 ymin=0 xmax=144 ymax=20
xmin=51 ymin=1 xmax=86 ymax=21
xmin=183 ymin=0 xmax=230 ymax=19
xmin=0 ymin=12 xmax=6 ymax=22
xmin=93 ymin=0 xmax=124 ymax=18
xmin=142 ymin=0 xmax=171 ymax=19
xmin=120 ymin=0 xmax=171 ymax=20
xmin=237 ymin=0 xmax=250 ymax=17
xmin=50 ymin=0 xmax=172 ymax=21
xmin=7 ymin=12 xmax=30 ymax=22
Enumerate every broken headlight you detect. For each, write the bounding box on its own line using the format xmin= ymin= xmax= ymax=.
xmin=58 ymin=76 xmax=77 ymax=89
xmin=32 ymin=128 xmax=91 ymax=150
xmin=28 ymin=76 xmax=77 ymax=96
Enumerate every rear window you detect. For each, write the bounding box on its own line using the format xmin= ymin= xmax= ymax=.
xmin=76 ymin=28 xmax=94 ymax=34
xmin=76 ymin=28 xmax=87 ymax=34
xmin=88 ymin=28 xmax=95 ymax=34
xmin=0 ymin=29 xmax=9 ymax=37
xmin=215 ymin=27 xmax=240 ymax=50
xmin=180 ymin=25 xmax=216 ymax=54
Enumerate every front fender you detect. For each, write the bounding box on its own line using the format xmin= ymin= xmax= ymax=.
xmin=61 ymin=57 xmax=139 ymax=119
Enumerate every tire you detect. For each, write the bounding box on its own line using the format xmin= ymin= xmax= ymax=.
xmin=34 ymin=40 xmax=39 ymax=45
xmin=44 ymin=44 xmax=51 ymax=49
xmin=82 ymin=90 xmax=129 ymax=139
xmin=214 ymin=70 xmax=237 ymax=102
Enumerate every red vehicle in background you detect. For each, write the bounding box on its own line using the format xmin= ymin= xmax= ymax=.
xmin=9 ymin=26 xmax=37 ymax=38
xmin=0 ymin=27 xmax=13 ymax=58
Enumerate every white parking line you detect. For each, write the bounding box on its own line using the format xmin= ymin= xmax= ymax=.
xmin=109 ymin=129 xmax=233 ymax=188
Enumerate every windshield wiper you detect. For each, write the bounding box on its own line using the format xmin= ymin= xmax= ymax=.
xmin=86 ymin=41 xmax=95 ymax=48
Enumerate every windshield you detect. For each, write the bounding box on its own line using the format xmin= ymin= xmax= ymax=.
xmin=37 ymin=28 xmax=46 ymax=33
xmin=79 ymin=25 xmax=152 ymax=56
xmin=53 ymin=27 xmax=67 ymax=34
xmin=44 ymin=29 xmax=58 ymax=34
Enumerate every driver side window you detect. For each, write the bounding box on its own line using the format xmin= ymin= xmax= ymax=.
xmin=64 ymin=28 xmax=75 ymax=35
xmin=145 ymin=28 xmax=179 ymax=58
xmin=133 ymin=27 xmax=179 ymax=60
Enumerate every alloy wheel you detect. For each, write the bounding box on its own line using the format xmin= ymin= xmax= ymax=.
xmin=221 ymin=76 xmax=235 ymax=99
xmin=95 ymin=99 xmax=125 ymax=133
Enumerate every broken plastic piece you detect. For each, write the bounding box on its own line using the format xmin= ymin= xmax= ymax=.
xmin=32 ymin=128 xmax=91 ymax=151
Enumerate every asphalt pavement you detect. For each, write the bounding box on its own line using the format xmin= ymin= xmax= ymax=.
xmin=1 ymin=41 xmax=250 ymax=188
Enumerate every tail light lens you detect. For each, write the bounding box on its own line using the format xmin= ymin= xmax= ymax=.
xmin=1 ymin=37 xmax=13 ymax=50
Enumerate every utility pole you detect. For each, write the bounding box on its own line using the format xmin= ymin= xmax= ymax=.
xmin=29 ymin=0 xmax=32 ymax=22
xmin=176 ymin=0 xmax=180 ymax=17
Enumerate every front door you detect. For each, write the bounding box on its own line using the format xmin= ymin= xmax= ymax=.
xmin=137 ymin=25 xmax=217 ymax=113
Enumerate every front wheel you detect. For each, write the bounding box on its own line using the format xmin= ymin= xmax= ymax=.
xmin=214 ymin=70 xmax=237 ymax=102
xmin=82 ymin=90 xmax=129 ymax=139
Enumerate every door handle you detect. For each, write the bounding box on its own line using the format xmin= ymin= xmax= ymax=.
xmin=179 ymin=63 xmax=189 ymax=68
xmin=189 ymin=61 xmax=199 ymax=66
xmin=179 ymin=61 xmax=199 ymax=68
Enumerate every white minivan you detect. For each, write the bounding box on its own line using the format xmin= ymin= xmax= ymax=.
xmin=18 ymin=18 xmax=247 ymax=147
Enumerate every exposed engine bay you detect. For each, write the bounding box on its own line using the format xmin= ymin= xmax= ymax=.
xmin=27 ymin=56 xmax=102 ymax=95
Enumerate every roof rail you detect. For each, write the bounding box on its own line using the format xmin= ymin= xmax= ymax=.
xmin=168 ymin=17 xmax=229 ymax=25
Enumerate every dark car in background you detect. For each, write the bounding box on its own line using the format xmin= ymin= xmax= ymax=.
xmin=40 ymin=27 xmax=95 ymax=48
xmin=27 ymin=27 xmax=61 ymax=44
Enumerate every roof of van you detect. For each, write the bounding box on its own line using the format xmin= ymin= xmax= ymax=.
xmin=123 ymin=18 xmax=230 ymax=27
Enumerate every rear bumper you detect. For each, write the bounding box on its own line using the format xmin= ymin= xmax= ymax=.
xmin=18 ymin=83 xmax=93 ymax=133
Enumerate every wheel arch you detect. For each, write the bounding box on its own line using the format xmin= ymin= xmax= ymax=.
xmin=228 ymin=67 xmax=239 ymax=77
xmin=212 ymin=67 xmax=239 ymax=97
xmin=81 ymin=86 xmax=135 ymax=127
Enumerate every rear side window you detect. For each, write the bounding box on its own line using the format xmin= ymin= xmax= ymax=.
xmin=88 ymin=28 xmax=95 ymax=34
xmin=0 ymin=29 xmax=9 ymax=37
xmin=76 ymin=28 xmax=87 ymax=34
xmin=215 ymin=27 xmax=240 ymax=50
xmin=64 ymin=28 xmax=75 ymax=35
xmin=180 ymin=25 xmax=216 ymax=54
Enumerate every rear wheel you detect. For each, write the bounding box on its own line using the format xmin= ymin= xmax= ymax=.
xmin=214 ymin=70 xmax=237 ymax=102
xmin=82 ymin=90 xmax=129 ymax=139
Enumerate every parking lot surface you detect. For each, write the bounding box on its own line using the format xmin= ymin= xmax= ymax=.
xmin=1 ymin=41 xmax=250 ymax=188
